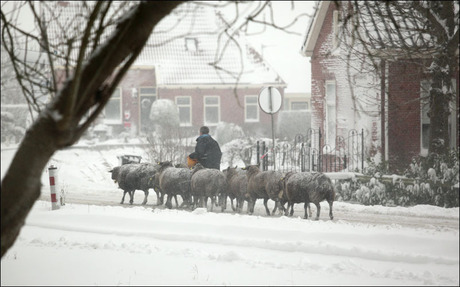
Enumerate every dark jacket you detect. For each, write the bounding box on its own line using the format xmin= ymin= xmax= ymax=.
xmin=189 ymin=134 xmax=222 ymax=170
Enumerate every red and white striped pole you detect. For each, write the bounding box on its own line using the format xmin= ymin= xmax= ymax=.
xmin=48 ymin=165 xmax=60 ymax=210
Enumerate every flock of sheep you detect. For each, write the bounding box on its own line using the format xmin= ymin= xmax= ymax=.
xmin=109 ymin=161 xmax=335 ymax=220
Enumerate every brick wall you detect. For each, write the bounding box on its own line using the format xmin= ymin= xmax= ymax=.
xmin=159 ymin=86 xmax=279 ymax=137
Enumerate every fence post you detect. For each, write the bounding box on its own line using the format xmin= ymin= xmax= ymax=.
xmin=361 ymin=128 xmax=364 ymax=172
xmin=257 ymin=141 xmax=260 ymax=166
xmin=48 ymin=165 xmax=60 ymax=210
xmin=318 ymin=128 xmax=322 ymax=172
xmin=301 ymin=143 xmax=305 ymax=172
xmin=263 ymin=142 xmax=268 ymax=171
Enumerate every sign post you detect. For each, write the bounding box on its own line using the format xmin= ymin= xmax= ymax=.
xmin=258 ymin=86 xmax=282 ymax=170
xmin=48 ymin=165 xmax=60 ymax=210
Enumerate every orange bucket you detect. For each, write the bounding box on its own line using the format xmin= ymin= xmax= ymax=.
xmin=187 ymin=156 xmax=198 ymax=168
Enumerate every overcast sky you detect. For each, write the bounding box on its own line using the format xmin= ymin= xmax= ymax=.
xmin=241 ymin=1 xmax=316 ymax=93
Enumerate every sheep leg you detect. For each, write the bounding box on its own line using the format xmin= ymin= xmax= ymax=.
xmin=314 ymin=202 xmax=320 ymax=220
xmin=142 ymin=190 xmax=149 ymax=205
xmin=303 ymin=202 xmax=309 ymax=219
xmin=230 ymin=198 xmax=236 ymax=212
xmin=165 ymin=194 xmax=173 ymax=209
xmin=289 ymin=203 xmax=295 ymax=216
xmin=155 ymin=190 xmax=163 ymax=205
xmin=328 ymin=200 xmax=334 ymax=220
xmin=221 ymin=195 xmax=227 ymax=212
xmin=248 ymin=199 xmax=255 ymax=215
xmin=308 ymin=203 xmax=312 ymax=218
xmin=263 ymin=198 xmax=271 ymax=216
xmin=210 ymin=196 xmax=215 ymax=212
xmin=192 ymin=195 xmax=198 ymax=210
xmin=129 ymin=190 xmax=134 ymax=205
xmin=271 ymin=202 xmax=277 ymax=215
xmin=238 ymin=199 xmax=244 ymax=213
xmin=222 ymin=195 xmax=227 ymax=212
xmin=201 ymin=196 xmax=206 ymax=208
xmin=159 ymin=192 xmax=166 ymax=206
xmin=120 ymin=190 xmax=128 ymax=204
xmin=174 ymin=195 xmax=179 ymax=207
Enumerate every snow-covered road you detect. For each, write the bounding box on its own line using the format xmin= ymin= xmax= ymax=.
xmin=2 ymin=144 xmax=459 ymax=285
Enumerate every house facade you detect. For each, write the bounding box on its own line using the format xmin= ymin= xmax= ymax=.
xmin=301 ymin=1 xmax=459 ymax=172
xmin=49 ymin=2 xmax=286 ymax=139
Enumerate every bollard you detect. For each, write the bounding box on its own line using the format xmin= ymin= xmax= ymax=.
xmin=48 ymin=165 xmax=60 ymax=210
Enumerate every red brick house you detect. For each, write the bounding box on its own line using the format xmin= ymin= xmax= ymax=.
xmin=49 ymin=2 xmax=285 ymax=138
xmin=301 ymin=1 xmax=459 ymax=171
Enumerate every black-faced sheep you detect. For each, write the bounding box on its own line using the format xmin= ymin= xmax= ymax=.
xmin=110 ymin=163 xmax=160 ymax=205
xmin=110 ymin=163 xmax=142 ymax=204
xmin=224 ymin=166 xmax=249 ymax=213
xmin=158 ymin=161 xmax=193 ymax=209
xmin=242 ymin=165 xmax=285 ymax=216
xmin=191 ymin=163 xmax=228 ymax=212
xmin=281 ymin=171 xmax=335 ymax=220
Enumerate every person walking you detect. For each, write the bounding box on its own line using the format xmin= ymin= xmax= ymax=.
xmin=188 ymin=126 xmax=222 ymax=170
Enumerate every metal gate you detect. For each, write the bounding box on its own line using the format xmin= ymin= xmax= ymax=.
xmin=255 ymin=128 xmax=364 ymax=173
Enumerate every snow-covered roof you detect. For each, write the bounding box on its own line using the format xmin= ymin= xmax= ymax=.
xmin=300 ymin=1 xmax=329 ymax=57
xmin=43 ymin=1 xmax=285 ymax=87
xmin=135 ymin=3 xmax=284 ymax=86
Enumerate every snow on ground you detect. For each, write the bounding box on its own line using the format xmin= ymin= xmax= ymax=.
xmin=1 ymin=142 xmax=459 ymax=286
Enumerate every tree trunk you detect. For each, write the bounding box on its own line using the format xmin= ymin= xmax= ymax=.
xmin=1 ymin=1 xmax=183 ymax=258
xmin=428 ymin=53 xmax=452 ymax=158
xmin=1 ymin=116 xmax=58 ymax=257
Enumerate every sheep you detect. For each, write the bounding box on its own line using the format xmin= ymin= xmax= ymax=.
xmin=109 ymin=162 xmax=161 ymax=205
xmin=224 ymin=166 xmax=249 ymax=213
xmin=242 ymin=165 xmax=285 ymax=216
xmin=280 ymin=171 xmax=312 ymax=218
xmin=157 ymin=161 xmax=193 ymax=209
xmin=110 ymin=163 xmax=142 ymax=204
xmin=281 ymin=171 xmax=335 ymax=220
xmin=152 ymin=164 xmax=179 ymax=207
xmin=191 ymin=163 xmax=228 ymax=212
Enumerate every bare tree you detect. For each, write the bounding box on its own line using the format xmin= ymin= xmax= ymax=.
xmin=0 ymin=0 xmax=310 ymax=258
xmin=0 ymin=0 xmax=183 ymax=258
xmin=336 ymin=1 xmax=459 ymax=160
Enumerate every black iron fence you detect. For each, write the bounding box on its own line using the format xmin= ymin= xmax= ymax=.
xmin=256 ymin=128 xmax=365 ymax=173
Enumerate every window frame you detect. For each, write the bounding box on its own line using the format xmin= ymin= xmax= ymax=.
xmin=203 ymin=95 xmax=220 ymax=126
xmin=325 ymin=81 xmax=336 ymax=148
xmin=290 ymin=101 xmax=309 ymax=111
xmin=176 ymin=96 xmax=192 ymax=127
xmin=104 ymin=87 xmax=122 ymax=124
xmin=138 ymin=86 xmax=157 ymax=133
xmin=244 ymin=95 xmax=259 ymax=122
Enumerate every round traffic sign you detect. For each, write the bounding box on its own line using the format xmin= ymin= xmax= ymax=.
xmin=258 ymin=86 xmax=282 ymax=114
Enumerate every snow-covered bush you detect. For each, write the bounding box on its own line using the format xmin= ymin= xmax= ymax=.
xmin=149 ymin=99 xmax=180 ymax=137
xmin=336 ymin=150 xmax=459 ymax=207
xmin=1 ymin=111 xmax=26 ymax=144
xmin=221 ymin=137 xmax=255 ymax=168
xmin=214 ymin=122 xmax=245 ymax=146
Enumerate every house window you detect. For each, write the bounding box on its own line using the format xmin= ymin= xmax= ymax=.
xmin=104 ymin=87 xmax=122 ymax=124
xmin=333 ymin=10 xmax=340 ymax=49
xmin=139 ymin=87 xmax=156 ymax=133
xmin=176 ymin=96 xmax=192 ymax=126
xmin=291 ymin=101 xmax=309 ymax=110
xmin=204 ymin=96 xmax=220 ymax=126
xmin=325 ymin=81 xmax=336 ymax=146
xmin=420 ymin=79 xmax=457 ymax=156
xmin=245 ymin=95 xmax=259 ymax=122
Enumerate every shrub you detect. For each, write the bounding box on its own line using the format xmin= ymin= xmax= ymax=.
xmin=335 ymin=149 xmax=459 ymax=207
